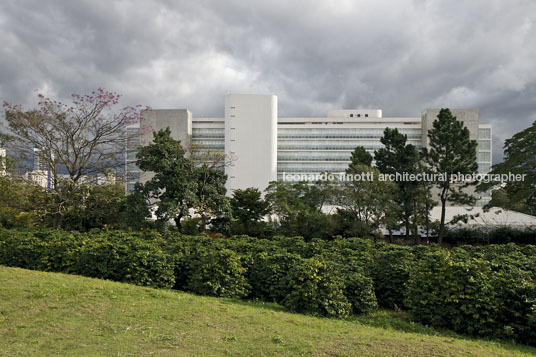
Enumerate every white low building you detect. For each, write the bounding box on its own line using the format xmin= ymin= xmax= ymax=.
xmin=430 ymin=206 xmax=536 ymax=230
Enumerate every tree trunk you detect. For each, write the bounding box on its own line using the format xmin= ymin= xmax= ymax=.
xmin=438 ymin=193 xmax=447 ymax=245
xmin=54 ymin=213 xmax=64 ymax=229
xmin=404 ymin=217 xmax=410 ymax=242
xmin=174 ymin=215 xmax=183 ymax=232
xmin=388 ymin=229 xmax=394 ymax=244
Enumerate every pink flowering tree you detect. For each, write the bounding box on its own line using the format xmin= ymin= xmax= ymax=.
xmin=1 ymin=88 xmax=148 ymax=226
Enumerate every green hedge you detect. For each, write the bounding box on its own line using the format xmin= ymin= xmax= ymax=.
xmin=73 ymin=232 xmax=175 ymax=289
xmin=405 ymin=248 xmax=536 ymax=344
xmin=371 ymin=247 xmax=415 ymax=309
xmin=1 ymin=228 xmax=535 ymax=345
xmin=444 ymin=227 xmax=536 ymax=245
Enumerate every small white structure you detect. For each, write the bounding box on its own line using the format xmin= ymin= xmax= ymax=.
xmin=430 ymin=206 xmax=536 ymax=230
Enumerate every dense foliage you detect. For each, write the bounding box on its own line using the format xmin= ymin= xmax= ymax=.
xmin=1 ymin=228 xmax=535 ymax=345
xmin=2 ymin=89 xmax=145 ymax=228
xmin=443 ymin=227 xmax=536 ymax=245
xmin=478 ymin=120 xmax=536 ymax=215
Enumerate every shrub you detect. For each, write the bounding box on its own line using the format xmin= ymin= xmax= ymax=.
xmin=443 ymin=227 xmax=536 ymax=245
xmin=0 ymin=229 xmax=83 ymax=271
xmin=183 ymin=248 xmax=250 ymax=298
xmin=405 ymin=248 xmax=536 ymax=342
xmin=344 ymin=272 xmax=378 ymax=314
xmin=182 ymin=218 xmax=202 ymax=235
xmin=0 ymin=230 xmax=51 ymax=270
xmin=283 ymin=258 xmax=351 ymax=318
xmin=372 ymin=247 xmax=414 ymax=309
xmin=73 ymin=232 xmax=175 ymax=289
xmin=247 ymin=251 xmax=302 ymax=302
xmin=489 ymin=227 xmax=536 ymax=245
xmin=490 ymin=266 xmax=536 ymax=343
xmin=406 ymin=250 xmax=498 ymax=335
xmin=444 ymin=228 xmax=485 ymax=244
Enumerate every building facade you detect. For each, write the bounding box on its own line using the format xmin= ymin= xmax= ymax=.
xmin=125 ymin=94 xmax=492 ymax=205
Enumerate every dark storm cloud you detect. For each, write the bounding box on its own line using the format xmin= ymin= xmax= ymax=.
xmin=1 ymin=0 xmax=535 ymax=163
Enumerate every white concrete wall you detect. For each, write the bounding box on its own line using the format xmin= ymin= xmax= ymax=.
xmin=225 ymin=94 xmax=277 ymax=193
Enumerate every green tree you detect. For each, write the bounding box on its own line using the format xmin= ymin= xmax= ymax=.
xmin=125 ymin=183 xmax=152 ymax=230
xmin=2 ymin=89 xmax=144 ymax=228
xmin=193 ymin=164 xmax=230 ymax=232
xmin=423 ymin=108 xmax=478 ymax=243
xmin=347 ymin=146 xmax=373 ymax=171
xmin=230 ymin=187 xmax=270 ymax=236
xmin=265 ymin=180 xmax=335 ymax=240
xmin=136 ymin=128 xmax=197 ymax=230
xmin=62 ymin=183 xmax=127 ymax=231
xmin=0 ymin=175 xmax=46 ymax=228
xmin=136 ymin=128 xmax=230 ymax=232
xmin=479 ymin=121 xmax=536 ymax=215
xmin=374 ymin=128 xmax=422 ymax=240
xmin=335 ymin=163 xmax=399 ymax=239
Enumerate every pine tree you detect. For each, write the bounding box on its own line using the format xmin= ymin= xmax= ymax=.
xmin=423 ymin=108 xmax=478 ymax=244
xmin=374 ymin=128 xmax=421 ymax=241
xmin=347 ymin=146 xmax=373 ymax=172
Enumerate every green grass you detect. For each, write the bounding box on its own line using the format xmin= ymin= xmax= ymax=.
xmin=1 ymin=266 xmax=535 ymax=356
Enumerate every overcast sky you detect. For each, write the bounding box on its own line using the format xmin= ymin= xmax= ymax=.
xmin=1 ymin=0 xmax=535 ymax=162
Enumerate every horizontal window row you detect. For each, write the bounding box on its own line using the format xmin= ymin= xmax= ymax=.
xmin=278 ymin=152 xmax=352 ymax=161
xmin=278 ymin=158 xmax=351 ymax=162
xmin=192 ymin=128 xmax=225 ymax=138
xmin=193 ymin=144 xmax=225 ymax=149
xmin=278 ymin=142 xmax=421 ymax=150
xmin=126 ymin=150 xmax=138 ymax=160
xmin=192 ymin=139 xmax=225 ymax=149
xmin=278 ymin=128 xmax=421 ymax=134
xmin=126 ymin=171 xmax=140 ymax=181
xmin=192 ymin=134 xmax=225 ymax=139
xmin=278 ymin=134 xmax=421 ymax=139
xmin=277 ymin=163 xmax=349 ymax=172
xmin=126 ymin=162 xmax=140 ymax=171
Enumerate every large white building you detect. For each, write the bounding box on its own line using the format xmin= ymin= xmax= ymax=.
xmin=126 ymin=94 xmax=492 ymax=205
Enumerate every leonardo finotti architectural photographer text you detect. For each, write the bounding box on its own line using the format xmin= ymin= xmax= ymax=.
xmin=282 ymin=172 xmax=526 ymax=184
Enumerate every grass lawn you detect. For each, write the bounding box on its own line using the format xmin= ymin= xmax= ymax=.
xmin=1 ymin=265 xmax=535 ymax=356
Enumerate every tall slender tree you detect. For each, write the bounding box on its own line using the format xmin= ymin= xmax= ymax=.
xmin=374 ymin=128 xmax=421 ymax=240
xmin=423 ymin=108 xmax=478 ymax=244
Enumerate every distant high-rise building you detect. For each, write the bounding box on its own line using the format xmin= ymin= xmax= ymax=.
xmin=29 ymin=148 xmax=54 ymax=189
